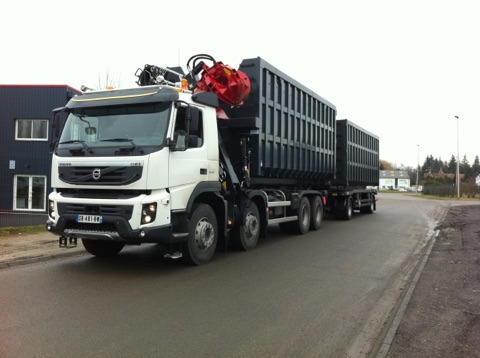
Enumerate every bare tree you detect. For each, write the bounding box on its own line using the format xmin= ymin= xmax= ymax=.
xmin=380 ymin=159 xmax=396 ymax=170
xmin=96 ymin=69 xmax=121 ymax=90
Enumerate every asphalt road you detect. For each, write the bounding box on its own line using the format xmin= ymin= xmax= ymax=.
xmin=0 ymin=193 xmax=448 ymax=358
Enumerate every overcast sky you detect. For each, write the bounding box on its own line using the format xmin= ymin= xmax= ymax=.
xmin=2 ymin=0 xmax=479 ymax=168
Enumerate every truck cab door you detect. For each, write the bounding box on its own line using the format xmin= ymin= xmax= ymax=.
xmin=168 ymin=106 xmax=208 ymax=211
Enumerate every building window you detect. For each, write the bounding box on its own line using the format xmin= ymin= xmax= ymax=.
xmin=13 ymin=175 xmax=46 ymax=211
xmin=15 ymin=119 xmax=48 ymax=141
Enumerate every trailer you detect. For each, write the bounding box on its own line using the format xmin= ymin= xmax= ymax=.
xmin=46 ymin=55 xmax=379 ymax=265
xmin=326 ymin=119 xmax=379 ymax=220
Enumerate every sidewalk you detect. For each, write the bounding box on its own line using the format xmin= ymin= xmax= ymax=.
xmin=0 ymin=230 xmax=85 ymax=269
xmin=385 ymin=204 xmax=480 ymax=357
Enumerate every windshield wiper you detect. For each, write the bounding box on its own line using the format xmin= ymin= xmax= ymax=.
xmin=59 ymin=140 xmax=93 ymax=153
xmin=100 ymin=138 xmax=144 ymax=154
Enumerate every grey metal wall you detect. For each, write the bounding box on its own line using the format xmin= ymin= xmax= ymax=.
xmin=0 ymin=85 xmax=78 ymax=225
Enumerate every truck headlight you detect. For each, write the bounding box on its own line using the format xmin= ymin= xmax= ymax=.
xmin=142 ymin=202 xmax=157 ymax=224
xmin=49 ymin=200 xmax=55 ymax=219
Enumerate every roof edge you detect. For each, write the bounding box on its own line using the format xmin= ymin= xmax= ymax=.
xmin=0 ymin=84 xmax=80 ymax=93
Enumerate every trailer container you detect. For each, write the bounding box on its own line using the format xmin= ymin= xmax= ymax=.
xmin=222 ymin=57 xmax=336 ymax=186
xmin=335 ymin=119 xmax=379 ymax=188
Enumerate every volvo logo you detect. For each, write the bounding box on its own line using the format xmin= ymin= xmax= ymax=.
xmin=92 ymin=168 xmax=101 ymax=180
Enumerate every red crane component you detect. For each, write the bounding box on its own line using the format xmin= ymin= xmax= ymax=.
xmin=195 ymin=61 xmax=251 ymax=108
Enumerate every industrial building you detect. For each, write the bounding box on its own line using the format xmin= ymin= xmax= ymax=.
xmin=379 ymin=170 xmax=411 ymax=190
xmin=0 ymin=85 xmax=79 ymax=226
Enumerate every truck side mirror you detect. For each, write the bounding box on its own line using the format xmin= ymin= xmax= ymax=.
xmin=51 ymin=106 xmax=66 ymax=153
xmin=85 ymin=127 xmax=97 ymax=135
xmin=170 ymin=130 xmax=187 ymax=151
xmin=189 ymin=107 xmax=200 ymax=135
xmin=174 ymin=101 xmax=198 ymax=151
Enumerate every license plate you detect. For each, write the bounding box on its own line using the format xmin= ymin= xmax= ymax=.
xmin=76 ymin=214 xmax=103 ymax=224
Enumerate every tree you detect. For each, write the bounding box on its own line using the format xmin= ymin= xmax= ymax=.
xmin=461 ymin=155 xmax=472 ymax=178
xmin=380 ymin=159 xmax=395 ymax=170
xmin=96 ymin=69 xmax=121 ymax=90
xmin=405 ymin=166 xmax=417 ymax=184
xmin=472 ymin=155 xmax=480 ymax=178
xmin=422 ymin=155 xmax=435 ymax=173
xmin=448 ymin=155 xmax=457 ymax=174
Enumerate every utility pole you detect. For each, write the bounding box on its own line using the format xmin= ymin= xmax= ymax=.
xmin=455 ymin=115 xmax=460 ymax=199
xmin=416 ymin=144 xmax=420 ymax=195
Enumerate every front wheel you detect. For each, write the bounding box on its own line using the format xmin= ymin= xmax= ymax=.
xmin=231 ymin=202 xmax=260 ymax=251
xmin=82 ymin=239 xmax=124 ymax=257
xmin=183 ymin=204 xmax=218 ymax=265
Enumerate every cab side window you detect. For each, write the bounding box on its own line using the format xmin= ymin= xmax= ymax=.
xmin=174 ymin=106 xmax=203 ymax=148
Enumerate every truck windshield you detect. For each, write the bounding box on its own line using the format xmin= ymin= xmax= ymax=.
xmin=57 ymin=102 xmax=171 ymax=156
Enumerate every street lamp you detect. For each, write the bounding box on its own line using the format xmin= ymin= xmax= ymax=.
xmin=455 ymin=115 xmax=460 ymax=199
xmin=416 ymin=144 xmax=420 ymax=195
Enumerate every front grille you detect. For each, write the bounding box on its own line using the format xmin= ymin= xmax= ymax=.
xmin=59 ymin=166 xmax=142 ymax=185
xmin=68 ymin=223 xmax=117 ymax=232
xmin=60 ymin=189 xmax=149 ymax=199
xmin=58 ymin=203 xmax=133 ymax=220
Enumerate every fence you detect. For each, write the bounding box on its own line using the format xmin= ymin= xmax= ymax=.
xmin=423 ymin=182 xmax=479 ymax=198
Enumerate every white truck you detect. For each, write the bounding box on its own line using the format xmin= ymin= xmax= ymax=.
xmin=46 ymin=55 xmax=378 ymax=265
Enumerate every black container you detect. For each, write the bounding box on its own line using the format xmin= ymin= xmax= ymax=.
xmin=222 ymin=57 xmax=336 ymax=186
xmin=335 ymin=119 xmax=379 ymax=187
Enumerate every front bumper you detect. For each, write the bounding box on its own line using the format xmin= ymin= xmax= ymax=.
xmin=46 ymin=214 xmax=184 ymax=244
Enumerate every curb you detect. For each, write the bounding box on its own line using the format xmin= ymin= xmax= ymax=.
xmin=0 ymin=249 xmax=87 ymax=270
xmin=375 ymin=229 xmax=440 ymax=357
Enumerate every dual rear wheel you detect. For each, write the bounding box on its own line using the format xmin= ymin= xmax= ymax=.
xmin=279 ymin=195 xmax=323 ymax=234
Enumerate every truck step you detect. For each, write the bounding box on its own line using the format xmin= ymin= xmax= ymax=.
xmin=59 ymin=236 xmax=77 ymax=248
xmin=164 ymin=251 xmax=183 ymax=259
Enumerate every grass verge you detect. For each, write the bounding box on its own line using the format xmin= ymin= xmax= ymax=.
xmin=0 ymin=225 xmax=46 ymax=237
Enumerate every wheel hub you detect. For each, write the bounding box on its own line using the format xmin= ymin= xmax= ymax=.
xmin=195 ymin=219 xmax=214 ymax=250
xmin=245 ymin=213 xmax=259 ymax=239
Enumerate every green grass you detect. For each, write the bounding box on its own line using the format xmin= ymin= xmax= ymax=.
xmin=379 ymin=191 xmax=479 ymax=201
xmin=417 ymin=195 xmax=479 ymax=201
xmin=0 ymin=225 xmax=46 ymax=237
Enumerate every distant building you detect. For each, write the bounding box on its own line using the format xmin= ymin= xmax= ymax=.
xmin=424 ymin=168 xmax=465 ymax=181
xmin=0 ymin=85 xmax=79 ymax=226
xmin=379 ymin=170 xmax=410 ymax=190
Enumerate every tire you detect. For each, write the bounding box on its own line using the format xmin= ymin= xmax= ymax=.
xmin=309 ymin=195 xmax=323 ymax=231
xmin=231 ymin=202 xmax=260 ymax=251
xmin=336 ymin=197 xmax=353 ymax=220
xmin=82 ymin=239 xmax=124 ymax=257
xmin=279 ymin=196 xmax=311 ymax=235
xmin=297 ymin=196 xmax=311 ymax=234
xmin=183 ymin=204 xmax=218 ymax=265
xmin=360 ymin=195 xmax=375 ymax=214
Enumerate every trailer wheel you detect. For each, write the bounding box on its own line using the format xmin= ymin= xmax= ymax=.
xmin=360 ymin=195 xmax=375 ymax=214
xmin=82 ymin=239 xmax=124 ymax=257
xmin=309 ymin=196 xmax=323 ymax=231
xmin=336 ymin=197 xmax=353 ymax=220
xmin=183 ymin=204 xmax=218 ymax=265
